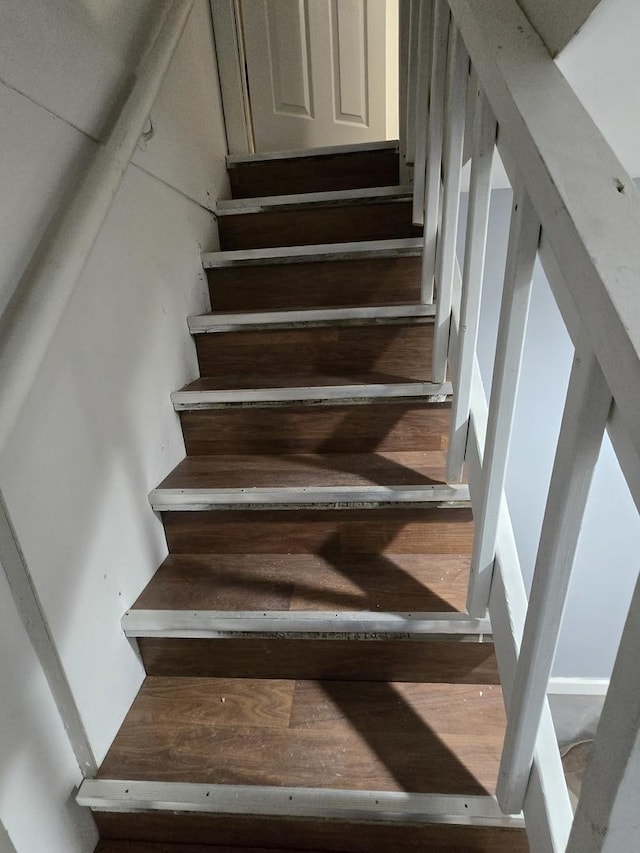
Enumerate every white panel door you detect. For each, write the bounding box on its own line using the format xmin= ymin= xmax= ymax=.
xmin=240 ymin=0 xmax=397 ymax=152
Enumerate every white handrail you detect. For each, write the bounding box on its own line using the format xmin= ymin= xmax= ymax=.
xmin=0 ymin=0 xmax=195 ymax=454
xmin=0 ymin=0 xmax=195 ymax=778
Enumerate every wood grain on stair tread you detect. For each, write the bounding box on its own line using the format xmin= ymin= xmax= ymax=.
xmin=95 ymin=812 xmax=529 ymax=852
xmin=194 ymin=323 xmax=433 ymax=381
xmin=208 ymin=257 xmax=422 ymax=312
xmin=218 ymin=203 xmax=421 ymax=251
xmin=180 ymin=370 xmax=434 ymax=392
xmin=163 ymin=508 xmax=474 ymax=555
xmin=228 ymin=149 xmax=399 ymax=198
xmin=97 ymin=677 xmax=505 ymax=795
xmin=156 ymin=452 xmax=447 ymax=490
xmin=137 ymin=638 xmax=499 ymax=683
xmin=181 ymin=403 xmax=450 ymax=455
xmin=132 ymin=554 xmax=469 ymax=612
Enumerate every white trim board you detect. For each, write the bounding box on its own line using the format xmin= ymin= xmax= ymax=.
xmin=77 ymin=780 xmax=523 ymax=827
xmin=171 ymin=381 xmax=452 ymax=410
xmin=149 ymin=484 xmax=471 ymax=512
xmin=201 ymin=237 xmax=423 ymax=268
xmin=226 ymin=139 xmax=399 ymax=166
xmin=216 ymin=186 xmax=412 ymax=216
xmin=187 ymin=304 xmax=435 ymax=334
xmin=547 ymin=678 xmax=610 ymax=696
xmin=122 ymin=609 xmax=492 ymax=638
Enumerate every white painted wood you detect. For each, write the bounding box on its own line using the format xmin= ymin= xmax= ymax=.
xmin=216 ymin=185 xmax=412 ymax=215
xmin=172 ymin=381 xmax=452 ymax=409
xmin=462 ymin=363 xmax=573 ymax=850
xmin=188 ymin=303 xmax=435 ymax=334
xmin=466 ymin=187 xmax=539 ymax=617
xmin=123 ymin=609 xmax=491 ymax=637
xmin=431 ymin=24 xmax=467 ymax=384
xmin=150 ymin=484 xmax=471 ymax=511
xmin=448 ymin=0 xmax=640 ymax=490
xmin=398 ymin=0 xmax=410 ymax=182
xmin=411 ymin=0 xmax=434 ymax=225
xmin=547 ymin=678 xmax=610 ymax=696
xmin=0 ymin=489 xmax=96 ymax=776
xmin=0 ymin=0 xmax=193 ymax=782
xmin=240 ymin=0 xmax=391 ymax=152
xmin=420 ymin=0 xmax=449 ymax=303
xmin=201 ymin=237 xmax=423 ymax=267
xmin=517 ymin=0 xmax=600 ymax=57
xmin=566 ymin=572 xmax=640 ymax=853
xmin=0 ymin=0 xmax=194 ymax=452
xmin=446 ymin=88 xmax=496 ymax=483
xmin=209 ymin=0 xmax=254 ymax=154
xmin=405 ymin=0 xmax=421 ymax=166
xmin=497 ymin=346 xmax=611 ymax=814
xmin=226 ymin=139 xmax=398 ymax=165
xmin=78 ymin=779 xmax=522 ymax=827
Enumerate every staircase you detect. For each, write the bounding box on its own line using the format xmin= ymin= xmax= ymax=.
xmin=78 ymin=143 xmax=529 ymax=852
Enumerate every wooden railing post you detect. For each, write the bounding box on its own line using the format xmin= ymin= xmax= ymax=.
xmin=412 ymin=0 xmax=435 ymax=225
xmin=446 ymin=87 xmax=495 ymax=482
xmin=431 ymin=23 xmax=468 ymax=383
xmin=466 ymin=187 xmax=539 ymax=617
xmin=496 ymin=346 xmax=611 ymax=813
xmin=420 ymin=0 xmax=449 ymax=304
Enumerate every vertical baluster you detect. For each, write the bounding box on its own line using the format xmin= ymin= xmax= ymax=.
xmin=446 ymin=88 xmax=496 ymax=483
xmin=412 ymin=0 xmax=434 ymax=225
xmin=420 ymin=0 xmax=449 ymax=303
xmin=398 ymin=0 xmax=411 ymax=184
xmin=405 ymin=0 xmax=421 ymax=173
xmin=497 ymin=346 xmax=611 ymax=813
xmin=431 ymin=23 xmax=468 ymax=383
xmin=566 ymin=569 xmax=640 ymax=853
xmin=466 ymin=187 xmax=539 ymax=617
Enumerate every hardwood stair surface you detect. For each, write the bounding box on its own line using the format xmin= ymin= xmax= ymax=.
xmin=207 ymin=256 xmax=423 ymax=312
xmin=227 ymin=144 xmax=400 ymax=198
xmin=85 ymin=143 xmax=528 ymax=852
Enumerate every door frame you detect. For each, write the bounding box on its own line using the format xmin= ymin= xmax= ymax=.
xmin=209 ymin=0 xmax=255 ymax=155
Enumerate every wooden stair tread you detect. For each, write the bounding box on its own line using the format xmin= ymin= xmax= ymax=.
xmin=180 ymin=372 xmax=435 ymax=392
xmin=156 ymin=452 xmax=447 ymax=491
xmin=228 ymin=145 xmax=400 ymax=198
xmin=131 ymin=553 xmax=470 ymax=613
xmin=218 ymin=201 xmax=421 ymax=251
xmin=207 ymin=256 xmax=422 ymax=312
xmin=96 ymin=676 xmax=505 ymax=795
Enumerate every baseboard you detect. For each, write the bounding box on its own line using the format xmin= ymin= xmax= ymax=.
xmin=547 ymin=677 xmax=609 ymax=696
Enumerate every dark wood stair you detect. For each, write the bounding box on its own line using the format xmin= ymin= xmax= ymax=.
xmin=81 ymin=142 xmax=529 ymax=852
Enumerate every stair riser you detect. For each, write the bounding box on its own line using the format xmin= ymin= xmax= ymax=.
xmin=195 ymin=323 xmax=433 ymax=380
xmin=95 ymin=812 xmax=528 ymax=852
xmin=180 ymin=403 xmax=450 ymax=455
xmin=162 ymin=508 xmax=474 ymax=555
xmin=137 ymin=637 xmax=498 ymax=682
xmin=208 ymin=257 xmax=422 ymax=312
xmin=218 ymin=202 xmax=421 ymax=251
xmin=229 ymin=148 xmax=399 ymax=198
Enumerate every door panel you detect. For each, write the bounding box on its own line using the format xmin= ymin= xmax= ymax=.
xmin=241 ymin=0 xmax=397 ymax=152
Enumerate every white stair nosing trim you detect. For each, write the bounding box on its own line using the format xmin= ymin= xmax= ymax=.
xmin=123 ymin=609 xmax=491 ymax=638
xmin=78 ymin=780 xmax=523 ymax=828
xmin=547 ymin=677 xmax=610 ymax=696
xmin=201 ymin=237 xmax=423 ymax=268
xmin=149 ymin=484 xmax=471 ymax=512
xmin=226 ymin=139 xmax=399 ymax=166
xmin=172 ymin=381 xmax=452 ymax=410
xmin=187 ymin=304 xmax=435 ymax=334
xmin=216 ymin=185 xmax=412 ymax=216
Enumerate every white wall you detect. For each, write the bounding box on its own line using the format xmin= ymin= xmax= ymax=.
xmin=463 ymin=188 xmax=640 ymax=681
xmin=0 ymin=1 xmax=229 ymax=850
xmin=556 ymin=0 xmax=640 ymax=179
